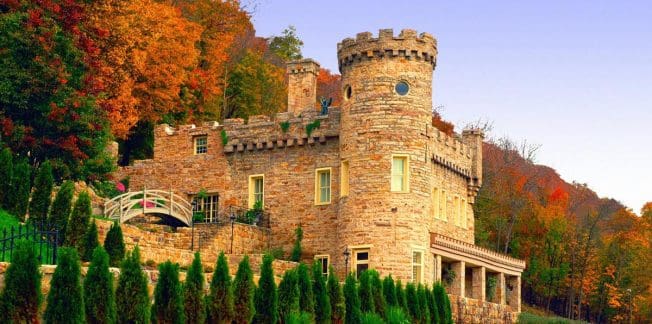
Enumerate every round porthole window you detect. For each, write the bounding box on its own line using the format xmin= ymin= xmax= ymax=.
xmin=344 ymin=85 xmax=352 ymax=100
xmin=395 ymin=81 xmax=410 ymax=96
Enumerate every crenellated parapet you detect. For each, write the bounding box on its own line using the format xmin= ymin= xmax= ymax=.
xmin=221 ymin=108 xmax=341 ymax=154
xmin=337 ymin=28 xmax=438 ymax=73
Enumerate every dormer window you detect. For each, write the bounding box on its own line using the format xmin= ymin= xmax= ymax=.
xmin=194 ymin=136 xmax=208 ymax=154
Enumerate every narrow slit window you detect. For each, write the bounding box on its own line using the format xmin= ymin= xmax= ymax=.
xmin=440 ymin=190 xmax=447 ymax=221
xmin=315 ymin=255 xmax=330 ymax=277
xmin=341 ymin=160 xmax=349 ymax=197
xmin=315 ymin=168 xmax=332 ymax=205
xmin=433 ymin=188 xmax=440 ymax=219
xmin=354 ymin=249 xmax=369 ymax=278
xmin=412 ymin=251 xmax=423 ymax=283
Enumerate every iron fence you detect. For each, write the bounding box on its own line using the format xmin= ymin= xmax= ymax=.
xmin=0 ymin=222 xmax=59 ymax=264
xmin=192 ymin=205 xmax=270 ymax=228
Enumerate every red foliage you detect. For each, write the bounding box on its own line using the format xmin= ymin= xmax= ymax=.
xmin=432 ymin=110 xmax=454 ymax=135
xmin=316 ymin=68 xmax=342 ymax=107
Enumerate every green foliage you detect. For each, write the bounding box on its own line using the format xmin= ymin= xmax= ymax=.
xmin=305 ymin=119 xmax=321 ymax=137
xmin=370 ymin=270 xmax=386 ymax=317
xmin=49 ymin=181 xmax=74 ymax=245
xmin=278 ymin=268 xmax=300 ymax=323
xmin=286 ymin=311 xmax=313 ymax=324
xmin=486 ymin=275 xmax=498 ymax=302
xmin=344 ymin=272 xmax=362 ymax=324
xmin=84 ymin=246 xmax=117 ymax=324
xmin=358 ymin=270 xmax=374 ymax=313
xmin=361 ymin=312 xmax=384 ymax=324
xmin=517 ymin=312 xmax=587 ymax=324
xmin=280 ymin=121 xmax=291 ymax=133
xmin=8 ymin=158 xmax=30 ymax=221
xmin=326 ymin=266 xmax=346 ymax=323
xmin=426 ymin=286 xmax=440 ymax=324
xmin=290 ymin=225 xmax=303 ymax=262
xmin=0 ymin=241 xmax=41 ymax=323
xmin=240 ymin=200 xmax=263 ymax=225
xmin=29 ymin=160 xmax=53 ymax=224
xmin=395 ymin=280 xmax=407 ymax=312
xmin=184 ymin=252 xmax=206 ymax=324
xmin=116 ymin=247 xmax=150 ymax=324
xmin=297 ymin=262 xmax=314 ymax=316
xmin=433 ymin=282 xmax=453 ymax=324
xmin=220 ymin=130 xmax=229 ymax=146
xmin=268 ymin=25 xmax=304 ymax=61
xmin=233 ymin=255 xmax=255 ymax=324
xmin=152 ymin=261 xmax=185 ymax=324
xmin=416 ymin=284 xmax=430 ymax=324
xmin=312 ymin=261 xmax=331 ymax=324
xmin=207 ymin=252 xmax=234 ymax=323
xmin=65 ymin=191 xmax=92 ymax=250
xmin=0 ymin=208 xmax=19 ymax=231
xmin=383 ymin=275 xmax=397 ymax=307
xmin=405 ymin=283 xmax=418 ymax=321
xmin=254 ymin=254 xmax=278 ymax=324
xmin=0 ymin=148 xmax=13 ymax=209
xmin=385 ymin=306 xmax=411 ymax=324
xmin=81 ymin=221 xmax=100 ymax=262
xmin=44 ymin=247 xmax=85 ymax=324
xmin=104 ymin=221 xmax=126 ymax=267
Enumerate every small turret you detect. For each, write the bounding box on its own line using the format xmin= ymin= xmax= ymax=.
xmin=287 ymin=59 xmax=320 ymax=115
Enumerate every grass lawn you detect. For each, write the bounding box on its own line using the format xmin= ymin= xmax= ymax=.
xmin=0 ymin=208 xmax=20 ymax=231
xmin=519 ymin=305 xmax=588 ymax=324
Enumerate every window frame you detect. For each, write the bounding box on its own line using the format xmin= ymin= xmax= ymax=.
xmin=440 ymin=190 xmax=447 ymax=221
xmin=248 ymin=174 xmax=265 ymax=209
xmin=461 ymin=198 xmax=468 ymax=229
xmin=353 ymin=249 xmax=370 ymax=278
xmin=410 ymin=248 xmax=425 ymax=284
xmin=315 ymin=167 xmax=332 ymax=205
xmin=314 ymin=254 xmax=330 ymax=277
xmin=340 ymin=160 xmax=349 ymax=197
xmin=390 ymin=154 xmax=410 ymax=193
xmin=192 ymin=193 xmax=219 ymax=223
xmin=194 ymin=136 xmax=208 ymax=155
xmin=454 ymin=195 xmax=461 ymax=227
xmin=432 ymin=187 xmax=440 ymax=219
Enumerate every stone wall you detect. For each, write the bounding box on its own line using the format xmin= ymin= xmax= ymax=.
xmin=449 ymin=295 xmax=518 ymax=324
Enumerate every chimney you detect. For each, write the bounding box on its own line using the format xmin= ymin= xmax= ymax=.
xmin=287 ymin=59 xmax=320 ymax=115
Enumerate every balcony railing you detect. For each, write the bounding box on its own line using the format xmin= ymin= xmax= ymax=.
xmin=192 ymin=205 xmax=270 ymax=228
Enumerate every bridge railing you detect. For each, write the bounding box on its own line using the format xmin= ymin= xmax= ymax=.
xmin=104 ymin=189 xmax=193 ymax=226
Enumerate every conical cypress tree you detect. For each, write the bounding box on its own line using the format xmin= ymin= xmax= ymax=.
xmin=358 ymin=270 xmax=374 ymax=313
xmin=29 ymin=160 xmax=53 ymax=224
xmin=278 ymin=268 xmax=300 ymax=323
xmin=296 ymin=262 xmax=314 ymax=316
xmin=116 ymin=247 xmax=150 ymax=324
xmin=152 ymin=261 xmax=185 ymax=324
xmin=0 ymin=148 xmax=13 ymax=209
xmin=426 ymin=286 xmax=440 ymax=324
xmin=65 ymin=191 xmax=92 ymax=249
xmin=312 ymin=261 xmax=331 ymax=324
xmin=343 ymin=272 xmax=362 ymax=324
xmin=254 ymin=254 xmax=278 ymax=324
xmin=0 ymin=241 xmax=41 ymax=323
xmin=104 ymin=221 xmax=125 ymax=267
xmin=433 ymin=282 xmax=453 ymax=324
xmin=405 ymin=283 xmax=418 ymax=322
xmin=184 ymin=252 xmax=206 ymax=324
xmin=417 ymin=284 xmax=430 ymax=324
xmin=326 ymin=266 xmax=345 ymax=323
xmin=49 ymin=181 xmax=74 ymax=245
xmin=8 ymin=158 xmax=30 ymax=221
xmin=207 ymin=252 xmax=234 ymax=323
xmin=370 ymin=270 xmax=386 ymax=317
xmin=84 ymin=246 xmax=116 ymax=324
xmin=395 ymin=280 xmax=407 ymax=313
xmin=44 ymin=247 xmax=85 ymax=324
xmin=382 ymin=275 xmax=397 ymax=307
xmin=290 ymin=225 xmax=303 ymax=262
xmin=232 ymin=255 xmax=255 ymax=324
xmin=81 ymin=221 xmax=100 ymax=262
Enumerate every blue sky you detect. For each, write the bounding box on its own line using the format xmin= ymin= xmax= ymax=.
xmin=251 ymin=0 xmax=652 ymax=213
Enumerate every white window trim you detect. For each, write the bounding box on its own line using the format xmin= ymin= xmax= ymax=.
xmin=411 ymin=247 xmax=425 ymax=284
xmin=193 ymin=136 xmax=208 ymax=155
xmin=315 ymin=167 xmax=332 ymax=205
xmin=248 ymin=174 xmax=264 ymax=208
xmin=314 ymin=254 xmax=330 ymax=276
xmin=391 ymin=154 xmax=410 ymax=193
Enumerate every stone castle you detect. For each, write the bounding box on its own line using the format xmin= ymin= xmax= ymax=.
xmin=118 ymin=28 xmax=526 ymax=320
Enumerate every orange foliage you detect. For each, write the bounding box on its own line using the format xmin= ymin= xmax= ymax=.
xmin=432 ymin=110 xmax=454 ymax=135
xmin=316 ymin=68 xmax=342 ymax=107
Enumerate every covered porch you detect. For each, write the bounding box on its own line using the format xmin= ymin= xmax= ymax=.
xmin=431 ymin=233 xmax=526 ymax=312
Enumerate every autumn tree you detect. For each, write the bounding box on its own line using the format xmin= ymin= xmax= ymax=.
xmin=316 ymin=68 xmax=342 ymax=108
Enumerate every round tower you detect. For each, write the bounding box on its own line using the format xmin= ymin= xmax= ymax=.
xmin=336 ymin=29 xmax=438 ymax=283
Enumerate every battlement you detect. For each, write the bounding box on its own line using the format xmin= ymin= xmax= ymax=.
xmin=337 ymin=28 xmax=438 ymax=72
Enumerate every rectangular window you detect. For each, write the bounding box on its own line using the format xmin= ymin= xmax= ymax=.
xmin=194 ymin=136 xmax=208 ymax=154
xmin=315 ymin=168 xmax=332 ymax=205
xmin=432 ymin=188 xmax=440 ymax=219
xmin=454 ymin=196 xmax=460 ymax=227
xmin=391 ymin=155 xmax=409 ymax=192
xmin=192 ymin=194 xmax=219 ymax=222
xmin=341 ymin=160 xmax=349 ymax=197
xmin=314 ymin=255 xmax=330 ymax=277
xmin=248 ymin=175 xmax=264 ymax=208
xmin=440 ymin=190 xmax=447 ymax=221
xmin=354 ymin=249 xmax=370 ymax=278
xmin=461 ymin=198 xmax=467 ymax=229
xmin=412 ymin=251 xmax=423 ymax=283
